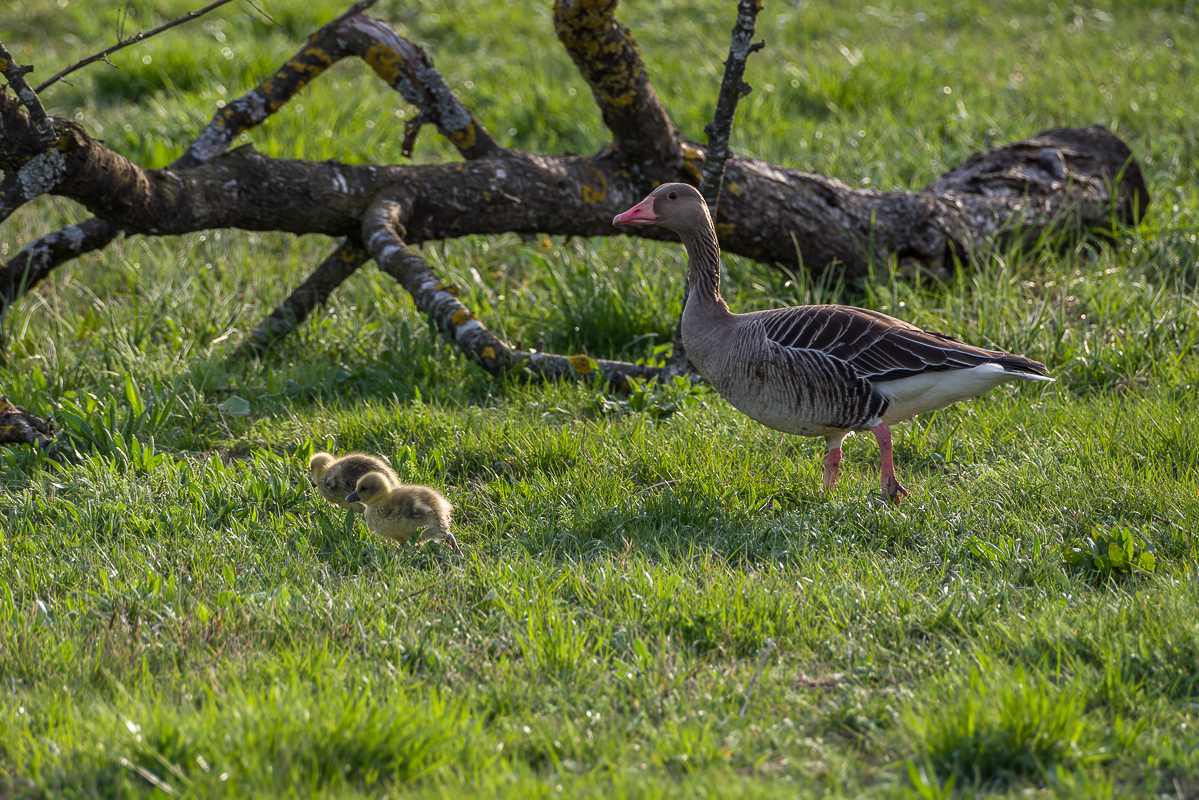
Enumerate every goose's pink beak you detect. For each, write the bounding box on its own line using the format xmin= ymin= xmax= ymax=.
xmin=613 ymin=197 xmax=657 ymax=225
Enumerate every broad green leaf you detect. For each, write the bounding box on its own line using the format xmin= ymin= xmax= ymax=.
xmin=217 ymin=396 xmax=251 ymax=416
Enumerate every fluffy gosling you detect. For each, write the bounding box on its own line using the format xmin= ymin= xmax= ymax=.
xmin=346 ymin=471 xmax=462 ymax=554
xmin=308 ymin=451 xmax=398 ymax=513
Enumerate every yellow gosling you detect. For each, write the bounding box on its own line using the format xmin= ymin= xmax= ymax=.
xmin=307 ymin=451 xmax=398 ymax=513
xmin=346 ymin=471 xmax=461 ymax=554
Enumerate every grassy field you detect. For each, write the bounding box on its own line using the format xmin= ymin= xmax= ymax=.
xmin=2 ymin=0 xmax=1199 ymax=796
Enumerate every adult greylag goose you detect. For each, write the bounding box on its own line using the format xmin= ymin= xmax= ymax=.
xmin=613 ymin=183 xmax=1053 ymax=503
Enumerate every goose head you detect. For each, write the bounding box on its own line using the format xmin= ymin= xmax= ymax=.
xmin=346 ymin=471 xmax=390 ymax=506
xmin=613 ymin=183 xmax=709 ymax=235
xmin=308 ymin=452 xmax=335 ymax=487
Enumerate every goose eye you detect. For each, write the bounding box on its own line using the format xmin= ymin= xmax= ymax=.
xmin=325 ymin=478 xmax=336 ymax=490
xmin=668 ymin=191 xmax=678 ymax=200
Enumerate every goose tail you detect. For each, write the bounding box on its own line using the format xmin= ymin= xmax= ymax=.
xmin=993 ymin=353 xmax=1054 ymax=382
xmin=1007 ymin=370 xmax=1055 ymax=383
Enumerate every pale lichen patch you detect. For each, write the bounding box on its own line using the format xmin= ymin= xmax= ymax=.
xmin=62 ymin=224 xmax=86 ymax=252
xmin=17 ymin=149 xmax=66 ymax=198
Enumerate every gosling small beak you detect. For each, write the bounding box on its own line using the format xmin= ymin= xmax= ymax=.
xmin=345 ymin=490 xmax=360 ymax=503
xmin=613 ymin=197 xmax=657 ymax=226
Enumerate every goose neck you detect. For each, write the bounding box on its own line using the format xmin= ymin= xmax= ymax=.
xmin=679 ymin=225 xmax=725 ymax=307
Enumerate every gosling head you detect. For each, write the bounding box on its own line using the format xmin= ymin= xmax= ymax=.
xmin=346 ymin=471 xmax=391 ymax=507
xmin=308 ymin=452 xmax=335 ymax=487
xmin=612 ymin=183 xmax=709 ymax=236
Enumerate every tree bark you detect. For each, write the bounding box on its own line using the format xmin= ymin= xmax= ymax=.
xmin=0 ymin=395 xmax=60 ymax=460
xmin=0 ymin=1 xmax=1150 ymax=387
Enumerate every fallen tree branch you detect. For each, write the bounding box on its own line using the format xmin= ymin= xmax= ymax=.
xmin=0 ymin=171 xmax=29 ymax=225
xmin=179 ymin=9 xmax=496 ymax=170
xmin=32 ymin=0 xmax=238 ymax=94
xmin=2 ymin=94 xmax=1142 ymax=271
xmin=339 ymin=15 xmax=501 ymax=160
xmin=0 ymin=42 xmax=61 ymax=228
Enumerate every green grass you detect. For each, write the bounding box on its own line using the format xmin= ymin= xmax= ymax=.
xmin=2 ymin=0 xmax=1199 ymax=796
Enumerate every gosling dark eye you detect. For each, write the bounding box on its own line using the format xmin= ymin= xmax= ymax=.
xmin=326 ymin=478 xmax=336 ymax=490
xmin=668 ymin=191 xmax=678 ymax=200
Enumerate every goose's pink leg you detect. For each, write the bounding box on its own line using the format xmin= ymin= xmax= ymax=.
xmin=871 ymin=422 xmax=909 ymax=504
xmin=822 ymin=447 xmax=842 ymax=492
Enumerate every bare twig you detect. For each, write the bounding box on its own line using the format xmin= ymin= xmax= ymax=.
xmin=33 ymin=0 xmax=238 ymax=94
xmin=242 ymin=0 xmax=283 ymax=30
xmin=0 ymin=41 xmax=54 ymax=146
xmin=667 ymin=0 xmax=764 ymax=378
xmin=699 ymin=0 xmax=765 ymax=210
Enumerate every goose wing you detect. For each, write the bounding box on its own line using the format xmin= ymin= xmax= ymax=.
xmin=755 ymin=305 xmax=1047 ymax=382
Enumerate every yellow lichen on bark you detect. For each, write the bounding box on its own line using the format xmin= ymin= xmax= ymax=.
xmin=569 ymin=354 xmax=593 ymax=374
xmin=481 ymin=346 xmax=497 ymax=360
xmin=451 ymin=309 xmax=475 ymax=326
xmin=553 ymin=0 xmax=641 ymax=111
xmin=581 ymin=164 xmax=608 ymax=204
xmin=363 ymin=43 xmax=405 ymax=86
xmin=449 ymin=124 xmax=477 ymax=152
xmin=300 ymin=44 xmax=336 ymax=68
xmin=679 ymin=143 xmax=706 ymax=183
